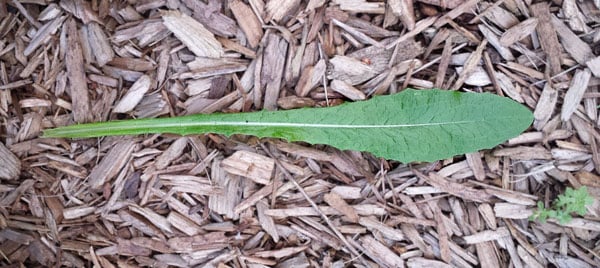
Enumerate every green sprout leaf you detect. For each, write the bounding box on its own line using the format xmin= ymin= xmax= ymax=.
xmin=530 ymin=187 xmax=593 ymax=225
xmin=43 ymin=89 xmax=533 ymax=163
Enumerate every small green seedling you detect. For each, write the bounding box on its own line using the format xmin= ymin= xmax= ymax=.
xmin=530 ymin=186 xmax=594 ymax=224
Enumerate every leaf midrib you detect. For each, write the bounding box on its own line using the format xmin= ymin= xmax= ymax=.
xmin=118 ymin=120 xmax=483 ymax=129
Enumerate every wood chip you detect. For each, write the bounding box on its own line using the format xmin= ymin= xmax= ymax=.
xmin=113 ymin=75 xmax=153 ymax=113
xmin=266 ymin=0 xmax=301 ymax=21
xmin=295 ymin=59 xmax=326 ymax=97
xmin=328 ymin=55 xmax=377 ymax=85
xmin=479 ymin=24 xmax=514 ymax=61
xmin=358 ymin=217 xmax=404 ymax=241
xmin=499 ymin=18 xmax=538 ymax=47
xmin=162 ymin=11 xmax=224 ymax=58
xmin=531 ymin=2 xmax=563 ymax=76
xmin=0 ymin=141 xmax=20 ymax=180
xmin=389 ymin=0 xmax=415 ymax=30
xmin=65 ymin=18 xmax=91 ymax=123
xmin=360 ymin=235 xmax=405 ymax=267
xmin=533 ymin=83 xmax=558 ymax=130
xmin=262 ymin=33 xmax=287 ymax=110
xmin=208 ymin=158 xmax=243 ymax=220
xmin=62 ymin=205 xmax=95 ymax=220
xmin=88 ymin=140 xmax=136 ymax=190
xmin=586 ymin=56 xmax=600 ymax=78
xmin=551 ymin=15 xmax=593 ymax=65
xmin=256 ymin=200 xmax=280 ymax=242
xmin=329 ymin=79 xmax=366 ymax=100
xmin=414 ymin=170 xmax=493 ymax=203
xmin=462 ymin=227 xmax=510 ymax=244
xmin=155 ymin=138 xmax=188 ymax=170
xmin=85 ymin=22 xmax=114 ymax=66
xmin=324 ymin=192 xmax=359 ymax=222
xmin=221 ymin=150 xmax=275 ymax=185
xmin=562 ymin=68 xmax=591 ymax=121
xmin=230 ymin=0 xmax=263 ymax=48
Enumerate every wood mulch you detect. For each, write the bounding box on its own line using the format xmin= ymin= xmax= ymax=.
xmin=1 ymin=0 xmax=599 ymax=267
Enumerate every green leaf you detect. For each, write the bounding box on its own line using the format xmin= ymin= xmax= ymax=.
xmin=555 ymin=211 xmax=572 ymax=225
xmin=531 ymin=187 xmax=594 ymax=224
xmin=43 ymin=89 xmax=533 ymax=162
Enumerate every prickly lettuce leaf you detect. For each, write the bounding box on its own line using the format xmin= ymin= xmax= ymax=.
xmin=43 ymin=89 xmax=533 ymax=162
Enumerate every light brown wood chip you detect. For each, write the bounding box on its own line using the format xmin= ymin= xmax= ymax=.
xmin=533 ymin=83 xmax=558 ymax=130
xmin=324 ymin=192 xmax=359 ymax=222
xmin=208 ymin=158 xmax=243 ymax=220
xmin=85 ymin=22 xmax=114 ymax=66
xmin=333 ymin=0 xmax=385 ymax=14
xmin=586 ymin=56 xmax=600 ymax=78
xmin=230 ymin=0 xmax=263 ymax=48
xmin=295 ymin=59 xmax=326 ymax=97
xmin=221 ymin=150 xmax=275 ymax=185
xmin=256 ymin=200 xmax=280 ymax=242
xmin=328 ymin=55 xmax=377 ymax=85
xmin=155 ymin=138 xmax=188 ymax=170
xmin=360 ymin=235 xmax=405 ymax=267
xmin=494 ymin=203 xmax=532 ymax=219
xmin=62 ymin=205 xmax=95 ymax=220
xmin=452 ymin=39 xmax=488 ymax=90
xmin=480 ymin=2 xmax=519 ymax=29
xmin=88 ymin=140 xmax=136 ymax=190
xmin=466 ymin=152 xmax=486 ymax=181
xmin=358 ymin=217 xmax=405 ymax=241
xmin=562 ymin=68 xmax=591 ymax=121
xmin=0 ymin=141 xmax=20 ymax=180
xmin=462 ymin=227 xmax=511 ymax=244
xmin=433 ymin=0 xmax=479 ymax=27
xmin=531 ymin=2 xmax=563 ymax=76
xmin=476 ymin=241 xmax=501 ymax=268
xmin=265 ymin=204 xmax=386 ymax=218
xmin=414 ymin=170 xmax=493 ymax=203
xmin=499 ymin=18 xmax=538 ymax=47
xmin=517 ymin=246 xmax=544 ymax=268
xmin=65 ymin=18 xmax=91 ymax=123
xmin=166 ymin=211 xmax=202 ymax=236
xmin=262 ymin=34 xmax=287 ymax=110
xmin=478 ymin=24 xmax=514 ymax=61
xmin=24 ymin=15 xmax=66 ymax=56
xmin=162 ymin=11 xmax=224 ymax=58
xmin=266 ymin=0 xmax=301 ymax=21
xmin=429 ymin=200 xmax=451 ymax=263
xmin=551 ymin=15 xmax=593 ymax=65
xmin=407 ymin=257 xmax=452 ymax=268
xmin=113 ymin=75 xmax=153 ymax=113
xmin=254 ymin=246 xmax=308 ymax=259
xmin=329 ymin=79 xmax=366 ymax=100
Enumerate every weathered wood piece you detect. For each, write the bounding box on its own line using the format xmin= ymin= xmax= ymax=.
xmin=162 ymin=11 xmax=224 ymax=58
xmin=113 ymin=75 xmax=153 ymax=113
xmin=531 ymin=3 xmax=563 ymax=76
xmin=88 ymin=140 xmax=136 ymax=190
xmin=65 ymin=18 xmax=91 ymax=123
xmin=261 ymin=34 xmax=287 ymax=110
xmin=221 ymin=150 xmax=274 ymax=185
xmin=230 ymin=0 xmax=263 ymax=48
xmin=0 ymin=141 xmax=20 ymax=180
xmin=562 ymin=69 xmax=591 ymax=121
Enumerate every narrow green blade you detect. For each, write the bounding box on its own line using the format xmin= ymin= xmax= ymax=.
xmin=43 ymin=89 xmax=533 ymax=162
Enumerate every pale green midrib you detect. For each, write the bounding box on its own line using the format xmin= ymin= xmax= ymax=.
xmin=44 ymin=119 xmax=497 ymax=137
xmin=118 ymin=120 xmax=482 ymax=128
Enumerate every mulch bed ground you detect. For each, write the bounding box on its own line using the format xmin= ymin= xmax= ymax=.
xmin=1 ymin=0 xmax=600 ymax=267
